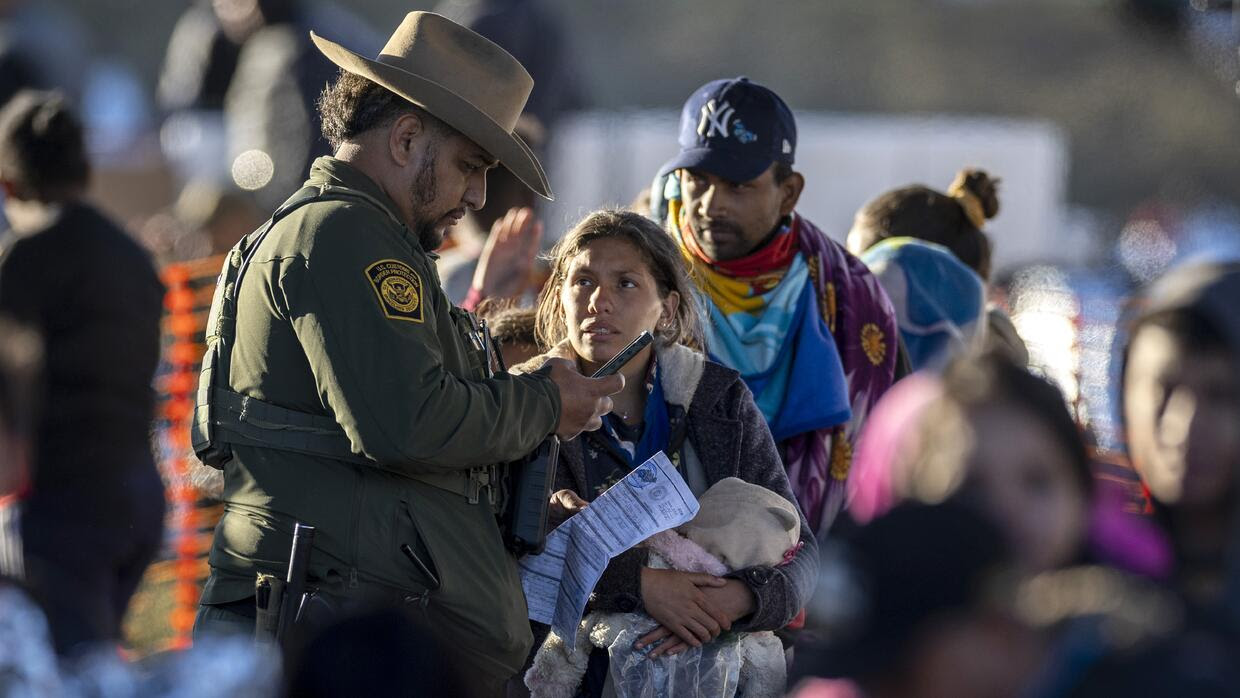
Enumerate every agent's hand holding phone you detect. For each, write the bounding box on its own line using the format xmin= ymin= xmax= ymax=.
xmin=543 ymin=331 xmax=653 ymax=440
xmin=543 ymin=360 xmax=622 ymax=440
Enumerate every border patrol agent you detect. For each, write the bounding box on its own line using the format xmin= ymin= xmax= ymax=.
xmin=189 ymin=13 xmax=622 ymax=696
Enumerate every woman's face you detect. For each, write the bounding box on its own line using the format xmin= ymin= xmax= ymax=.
xmin=965 ymin=404 xmax=1088 ymax=572
xmin=560 ymin=237 xmax=678 ymax=374
xmin=1124 ymin=323 xmax=1240 ymax=509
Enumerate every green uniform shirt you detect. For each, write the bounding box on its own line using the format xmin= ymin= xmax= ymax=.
xmin=201 ymin=157 xmax=557 ymax=676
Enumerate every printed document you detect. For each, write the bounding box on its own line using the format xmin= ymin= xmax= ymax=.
xmin=519 ymin=451 xmax=699 ymax=639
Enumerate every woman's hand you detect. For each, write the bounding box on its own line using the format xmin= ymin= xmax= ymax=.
xmin=548 ymin=489 xmax=588 ymax=521
xmin=637 ymin=578 xmax=757 ymax=657
xmin=636 ymin=625 xmax=692 ymax=658
xmin=636 ymin=568 xmax=730 ymax=654
xmin=700 ymin=579 xmax=756 ymax=623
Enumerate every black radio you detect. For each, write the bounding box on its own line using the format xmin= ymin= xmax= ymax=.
xmin=497 ymin=331 xmax=654 ymax=555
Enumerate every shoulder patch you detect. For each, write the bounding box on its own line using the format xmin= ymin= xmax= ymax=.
xmin=365 ymin=259 xmax=425 ymax=323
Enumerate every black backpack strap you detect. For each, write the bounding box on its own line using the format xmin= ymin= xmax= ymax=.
xmin=232 ymin=187 xmax=323 ymax=299
xmin=192 ymin=185 xmax=373 ymax=468
xmin=207 ymin=386 xmax=372 ymax=465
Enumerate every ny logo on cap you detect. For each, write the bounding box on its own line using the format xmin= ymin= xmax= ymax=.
xmin=697 ymin=99 xmax=735 ymax=139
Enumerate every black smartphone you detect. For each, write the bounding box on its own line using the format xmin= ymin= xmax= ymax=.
xmin=590 ymin=331 xmax=654 ymax=378
xmin=500 ymin=332 xmax=654 ymax=557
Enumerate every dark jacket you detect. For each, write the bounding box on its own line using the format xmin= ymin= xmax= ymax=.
xmin=534 ymin=342 xmax=819 ymax=633
xmin=0 ymin=203 xmax=164 ymax=513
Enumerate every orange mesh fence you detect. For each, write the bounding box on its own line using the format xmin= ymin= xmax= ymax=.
xmin=125 ymin=254 xmax=223 ymax=654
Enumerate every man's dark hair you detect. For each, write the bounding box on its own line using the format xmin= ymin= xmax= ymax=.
xmin=940 ymin=351 xmax=1094 ymax=497
xmin=317 ymin=70 xmax=449 ymax=150
xmin=773 ymin=161 xmax=794 ymax=185
xmin=1137 ymin=309 xmax=1229 ymax=357
xmin=0 ymin=90 xmax=90 ymax=201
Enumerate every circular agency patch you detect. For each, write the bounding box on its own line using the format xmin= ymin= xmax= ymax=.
xmin=365 ymin=259 xmax=425 ymax=323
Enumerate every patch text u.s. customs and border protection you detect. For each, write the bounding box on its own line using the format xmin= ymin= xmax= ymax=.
xmin=365 ymin=259 xmax=424 ymax=323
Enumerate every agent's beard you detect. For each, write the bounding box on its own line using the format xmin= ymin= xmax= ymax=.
xmin=410 ymin=140 xmax=443 ymax=252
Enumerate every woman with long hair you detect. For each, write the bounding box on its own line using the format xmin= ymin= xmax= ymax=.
xmin=518 ymin=209 xmax=817 ymax=695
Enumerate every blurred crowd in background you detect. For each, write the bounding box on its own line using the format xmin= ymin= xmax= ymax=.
xmin=3 ymin=0 xmax=1240 ymax=696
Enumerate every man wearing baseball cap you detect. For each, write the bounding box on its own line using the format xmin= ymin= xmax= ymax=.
xmin=653 ymin=77 xmax=898 ymax=537
xmin=190 ymin=12 xmax=622 ymax=695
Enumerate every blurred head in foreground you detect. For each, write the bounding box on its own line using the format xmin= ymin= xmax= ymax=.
xmin=282 ymin=605 xmax=462 ymax=698
xmin=797 ymin=501 xmax=1042 ymax=698
xmin=850 ymin=352 xmax=1092 ymax=573
xmin=0 ymin=90 xmax=89 ymax=230
xmin=1122 ymin=262 xmax=1240 ymax=606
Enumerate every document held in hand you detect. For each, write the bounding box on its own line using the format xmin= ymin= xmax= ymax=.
xmin=519 ymin=451 xmax=699 ymax=640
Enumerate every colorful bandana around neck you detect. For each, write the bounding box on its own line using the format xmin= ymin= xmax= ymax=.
xmin=660 ymin=171 xmax=900 ymax=534
xmin=673 ymin=207 xmax=798 ymax=316
xmin=668 ymin=194 xmax=851 ymax=443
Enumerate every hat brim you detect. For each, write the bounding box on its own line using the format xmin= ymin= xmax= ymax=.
xmin=311 ymin=32 xmax=553 ymax=201
xmin=657 ymin=146 xmax=774 ymax=184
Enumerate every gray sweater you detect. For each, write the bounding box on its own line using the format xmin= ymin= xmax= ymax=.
xmin=543 ymin=343 xmax=819 ymax=632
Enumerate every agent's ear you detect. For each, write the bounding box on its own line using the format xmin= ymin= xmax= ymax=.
xmin=388 ymin=112 xmax=427 ymax=167
xmin=779 ymin=171 xmax=804 ymax=218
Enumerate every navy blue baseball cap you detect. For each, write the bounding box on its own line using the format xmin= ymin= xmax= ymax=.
xmin=658 ymin=76 xmax=797 ymax=183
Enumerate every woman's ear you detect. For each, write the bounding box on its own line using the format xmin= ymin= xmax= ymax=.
xmin=660 ymin=290 xmax=681 ymax=331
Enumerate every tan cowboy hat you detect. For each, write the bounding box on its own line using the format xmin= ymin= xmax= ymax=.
xmin=310 ymin=12 xmax=553 ymax=200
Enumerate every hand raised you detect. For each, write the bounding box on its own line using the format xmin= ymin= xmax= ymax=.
xmin=471 ymin=206 xmax=543 ymax=300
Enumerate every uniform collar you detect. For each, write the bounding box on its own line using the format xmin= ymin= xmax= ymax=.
xmin=306 ymin=156 xmax=405 ymax=226
xmin=307 ymin=156 xmax=435 ymax=257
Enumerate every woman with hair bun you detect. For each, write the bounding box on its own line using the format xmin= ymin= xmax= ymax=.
xmin=846 ymin=168 xmax=1029 ymax=367
xmin=847 ymin=169 xmax=998 ymax=280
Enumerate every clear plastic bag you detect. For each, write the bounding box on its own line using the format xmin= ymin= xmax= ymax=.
xmin=601 ymin=617 xmax=743 ymax=698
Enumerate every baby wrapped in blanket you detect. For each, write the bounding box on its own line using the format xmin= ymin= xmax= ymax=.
xmin=526 ymin=477 xmax=801 ymax=698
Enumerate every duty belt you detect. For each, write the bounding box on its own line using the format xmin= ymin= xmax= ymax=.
xmin=209 ymin=387 xmax=499 ymax=503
